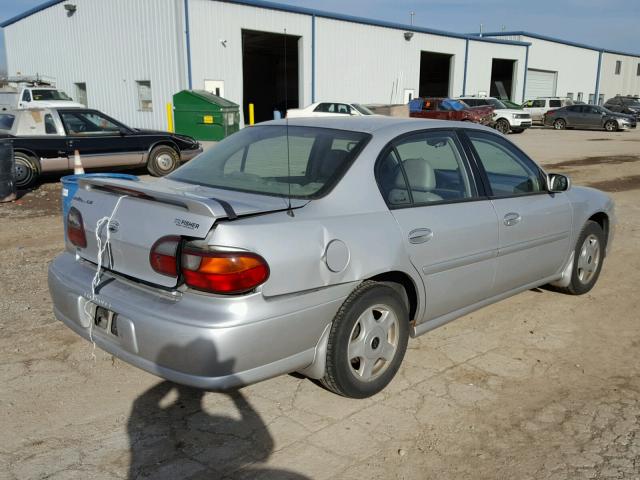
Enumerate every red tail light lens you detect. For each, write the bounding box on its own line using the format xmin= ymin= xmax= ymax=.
xmin=181 ymin=248 xmax=270 ymax=294
xmin=546 ymin=109 xmax=557 ymax=116
xmin=149 ymin=236 xmax=180 ymax=277
xmin=67 ymin=206 xmax=87 ymax=248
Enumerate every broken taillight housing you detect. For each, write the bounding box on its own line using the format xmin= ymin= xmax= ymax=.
xmin=149 ymin=236 xmax=180 ymax=277
xmin=181 ymin=248 xmax=270 ymax=294
xmin=67 ymin=206 xmax=87 ymax=248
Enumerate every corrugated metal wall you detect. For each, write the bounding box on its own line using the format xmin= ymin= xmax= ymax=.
xmin=188 ymin=0 xmax=313 ymax=121
xmin=600 ymin=53 xmax=640 ymax=99
xmin=315 ymin=18 xmax=466 ymax=103
xmin=465 ymin=40 xmax=527 ymax=101
xmin=4 ymin=0 xmax=184 ymax=130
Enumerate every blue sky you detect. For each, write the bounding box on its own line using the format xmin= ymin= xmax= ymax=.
xmin=2 ymin=0 xmax=639 ymax=74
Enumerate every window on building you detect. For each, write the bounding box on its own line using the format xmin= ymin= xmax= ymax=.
xmin=615 ymin=61 xmax=622 ymax=75
xmin=136 ymin=80 xmax=152 ymax=111
xmin=74 ymin=82 xmax=87 ymax=106
xmin=566 ymin=92 xmax=574 ymax=100
xmin=577 ymin=92 xmax=583 ymax=102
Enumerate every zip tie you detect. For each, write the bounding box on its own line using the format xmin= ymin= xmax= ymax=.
xmin=85 ymin=195 xmax=128 ymax=361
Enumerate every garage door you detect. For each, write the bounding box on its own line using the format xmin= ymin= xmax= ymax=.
xmin=525 ymin=69 xmax=557 ymax=99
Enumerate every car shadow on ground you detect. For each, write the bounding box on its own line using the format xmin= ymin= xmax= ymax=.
xmin=127 ymin=340 xmax=309 ymax=479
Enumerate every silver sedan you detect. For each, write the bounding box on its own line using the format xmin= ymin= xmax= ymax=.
xmin=48 ymin=117 xmax=615 ymax=398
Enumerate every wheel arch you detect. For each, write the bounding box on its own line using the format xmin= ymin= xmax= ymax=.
xmin=366 ymin=270 xmax=419 ymax=322
xmin=143 ymin=140 xmax=181 ymax=163
xmin=588 ymin=211 xmax=609 ymax=248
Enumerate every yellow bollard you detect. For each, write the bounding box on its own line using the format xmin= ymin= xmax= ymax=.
xmin=248 ymin=103 xmax=255 ymax=126
xmin=166 ymin=102 xmax=174 ymax=132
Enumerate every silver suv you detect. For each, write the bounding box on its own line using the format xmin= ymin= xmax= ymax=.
xmin=522 ymin=97 xmax=574 ymax=124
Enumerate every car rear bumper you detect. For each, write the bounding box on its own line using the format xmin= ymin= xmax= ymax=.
xmin=48 ymin=252 xmax=354 ymax=389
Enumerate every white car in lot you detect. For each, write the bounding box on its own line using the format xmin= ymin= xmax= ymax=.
xmin=522 ymin=97 xmax=574 ymax=124
xmin=287 ymin=102 xmax=375 ymax=118
xmin=459 ymin=96 xmax=532 ymax=134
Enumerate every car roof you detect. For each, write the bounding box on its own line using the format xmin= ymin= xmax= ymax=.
xmin=262 ymin=115 xmax=494 ymax=134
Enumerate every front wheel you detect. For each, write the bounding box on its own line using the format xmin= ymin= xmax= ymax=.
xmin=147 ymin=145 xmax=180 ymax=177
xmin=558 ymin=221 xmax=605 ymax=295
xmin=604 ymin=120 xmax=618 ymax=132
xmin=553 ymin=119 xmax=566 ymax=130
xmin=321 ymin=281 xmax=409 ymax=398
xmin=495 ymin=119 xmax=511 ymax=134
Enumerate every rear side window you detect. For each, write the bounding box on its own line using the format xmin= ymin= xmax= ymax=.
xmin=466 ymin=131 xmax=544 ymax=197
xmin=44 ymin=114 xmax=57 ymax=134
xmin=376 ymin=131 xmax=475 ymax=207
xmin=170 ymin=125 xmax=370 ymax=199
xmin=549 ymin=100 xmax=562 ymax=108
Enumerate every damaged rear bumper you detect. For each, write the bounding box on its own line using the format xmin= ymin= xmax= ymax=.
xmin=48 ymin=252 xmax=352 ymax=389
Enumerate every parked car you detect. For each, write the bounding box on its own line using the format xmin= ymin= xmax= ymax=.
xmin=603 ymin=96 xmax=640 ymax=120
xmin=48 ymin=116 xmax=615 ymax=398
xmin=409 ymin=98 xmax=494 ymax=126
xmin=458 ymin=96 xmax=532 ymax=134
xmin=0 ymin=108 xmax=202 ymax=188
xmin=522 ymin=97 xmax=574 ymax=124
xmin=0 ymin=86 xmax=84 ymax=111
xmin=543 ymin=104 xmax=637 ymax=131
xmin=287 ymin=102 xmax=375 ymax=118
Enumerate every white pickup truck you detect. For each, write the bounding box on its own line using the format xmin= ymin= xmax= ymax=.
xmin=0 ymin=86 xmax=85 ymax=111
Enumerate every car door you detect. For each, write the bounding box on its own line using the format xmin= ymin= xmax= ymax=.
xmin=376 ymin=129 xmax=499 ymax=321
xmin=583 ymin=106 xmax=604 ymax=129
xmin=58 ymin=110 xmax=143 ymax=167
xmin=565 ymin=105 xmax=584 ymax=127
xmin=463 ymin=130 xmax=572 ymax=293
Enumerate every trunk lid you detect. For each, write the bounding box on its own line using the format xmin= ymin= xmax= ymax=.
xmin=70 ymin=177 xmax=305 ymax=288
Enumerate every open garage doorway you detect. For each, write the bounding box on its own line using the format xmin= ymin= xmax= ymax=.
xmin=419 ymin=51 xmax=452 ymax=97
xmin=490 ymin=59 xmax=516 ymax=100
xmin=242 ymin=29 xmax=299 ymax=124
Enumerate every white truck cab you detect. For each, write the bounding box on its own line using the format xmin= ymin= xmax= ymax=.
xmin=0 ymin=86 xmax=84 ymax=111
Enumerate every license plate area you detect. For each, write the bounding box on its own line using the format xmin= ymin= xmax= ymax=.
xmin=94 ymin=306 xmax=119 ymax=336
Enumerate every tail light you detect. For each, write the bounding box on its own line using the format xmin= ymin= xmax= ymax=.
xmin=149 ymin=236 xmax=180 ymax=277
xmin=181 ymin=248 xmax=270 ymax=294
xmin=67 ymin=206 xmax=87 ymax=248
xmin=546 ymin=109 xmax=557 ymax=116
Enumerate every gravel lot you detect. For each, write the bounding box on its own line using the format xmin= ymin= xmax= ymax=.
xmin=1 ymin=126 xmax=639 ymax=479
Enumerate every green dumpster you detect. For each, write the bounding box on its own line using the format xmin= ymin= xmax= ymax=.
xmin=173 ymin=90 xmax=240 ymax=141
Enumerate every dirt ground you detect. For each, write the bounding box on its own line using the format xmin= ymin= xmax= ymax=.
xmin=1 ymin=126 xmax=639 ymax=480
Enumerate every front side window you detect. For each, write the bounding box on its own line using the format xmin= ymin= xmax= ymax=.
xmin=467 ymin=131 xmax=544 ymax=197
xmin=60 ymin=111 xmax=123 ymax=135
xmin=22 ymin=90 xmax=31 ymax=102
xmin=170 ymin=125 xmax=370 ymax=199
xmin=532 ymin=100 xmax=545 ymax=108
xmin=376 ymin=131 xmax=475 ymax=207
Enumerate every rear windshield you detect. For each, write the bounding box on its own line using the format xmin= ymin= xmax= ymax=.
xmin=169 ymin=125 xmax=370 ymax=199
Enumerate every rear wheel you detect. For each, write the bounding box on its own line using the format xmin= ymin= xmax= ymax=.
xmin=147 ymin=145 xmax=180 ymax=176
xmin=495 ymin=119 xmax=511 ymax=134
xmin=14 ymin=152 xmax=40 ymax=189
xmin=321 ymin=281 xmax=409 ymax=398
xmin=558 ymin=221 xmax=605 ymax=295
xmin=553 ymin=119 xmax=566 ymax=130
xmin=604 ymin=120 xmax=618 ymax=132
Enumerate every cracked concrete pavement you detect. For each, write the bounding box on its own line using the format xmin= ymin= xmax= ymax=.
xmin=1 ymin=127 xmax=639 ymax=479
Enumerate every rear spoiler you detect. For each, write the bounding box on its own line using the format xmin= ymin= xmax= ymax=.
xmin=78 ymin=177 xmax=234 ymax=219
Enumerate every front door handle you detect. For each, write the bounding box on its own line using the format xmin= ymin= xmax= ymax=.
xmin=409 ymin=228 xmax=434 ymax=244
xmin=503 ymin=212 xmax=522 ymax=226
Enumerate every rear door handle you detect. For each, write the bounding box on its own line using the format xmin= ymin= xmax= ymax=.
xmin=408 ymin=228 xmax=434 ymax=244
xmin=503 ymin=212 xmax=522 ymax=226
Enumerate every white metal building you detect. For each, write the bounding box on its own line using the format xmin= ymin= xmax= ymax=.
xmin=480 ymin=32 xmax=640 ymax=106
xmin=2 ymin=1 xmax=639 ymax=130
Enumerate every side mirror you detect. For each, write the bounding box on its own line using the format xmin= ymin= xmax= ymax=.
xmin=119 ymin=127 xmax=129 ymax=136
xmin=547 ymin=173 xmax=571 ymax=193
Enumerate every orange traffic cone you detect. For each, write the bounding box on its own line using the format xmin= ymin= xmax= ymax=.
xmin=73 ymin=150 xmax=84 ymax=175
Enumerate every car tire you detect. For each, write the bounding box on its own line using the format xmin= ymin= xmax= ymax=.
xmin=558 ymin=221 xmax=606 ymax=295
xmin=147 ymin=145 xmax=180 ymax=177
xmin=496 ymin=119 xmax=511 ymax=134
xmin=321 ymin=281 xmax=409 ymax=398
xmin=604 ymin=120 xmax=618 ymax=132
xmin=14 ymin=152 xmax=40 ymax=189
xmin=553 ymin=119 xmax=566 ymax=130
xmin=511 ymin=129 xmax=525 ymax=134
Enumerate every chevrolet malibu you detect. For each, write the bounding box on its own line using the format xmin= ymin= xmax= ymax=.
xmin=48 ymin=117 xmax=615 ymax=398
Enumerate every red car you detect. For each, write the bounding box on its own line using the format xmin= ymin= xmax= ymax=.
xmin=409 ymin=98 xmax=494 ymax=126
